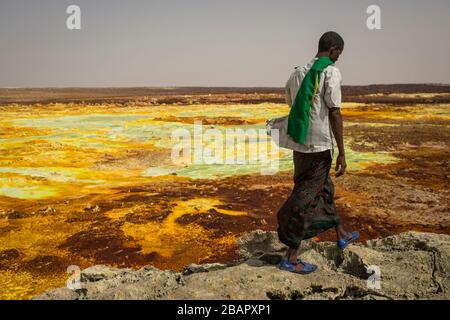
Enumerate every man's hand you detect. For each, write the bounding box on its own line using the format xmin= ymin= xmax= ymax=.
xmin=329 ymin=108 xmax=347 ymax=177
xmin=335 ymin=153 xmax=347 ymax=177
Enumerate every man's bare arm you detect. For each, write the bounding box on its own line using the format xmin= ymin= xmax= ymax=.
xmin=329 ymin=107 xmax=347 ymax=177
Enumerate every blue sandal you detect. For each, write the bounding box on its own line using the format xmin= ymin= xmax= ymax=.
xmin=279 ymin=258 xmax=317 ymax=274
xmin=337 ymin=231 xmax=360 ymax=250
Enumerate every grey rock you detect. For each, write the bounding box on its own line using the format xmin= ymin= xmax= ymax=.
xmin=182 ymin=263 xmax=228 ymax=275
xmin=236 ymin=230 xmax=286 ymax=259
xmin=33 ymin=287 xmax=80 ymax=300
xmin=34 ymin=231 xmax=450 ymax=300
xmin=80 ymin=265 xmax=132 ymax=283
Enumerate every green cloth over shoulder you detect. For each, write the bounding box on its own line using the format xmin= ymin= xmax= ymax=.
xmin=287 ymin=56 xmax=334 ymax=144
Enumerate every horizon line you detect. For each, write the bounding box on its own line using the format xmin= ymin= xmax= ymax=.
xmin=1 ymin=83 xmax=450 ymax=90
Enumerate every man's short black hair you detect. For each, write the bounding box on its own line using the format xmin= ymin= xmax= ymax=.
xmin=318 ymin=31 xmax=344 ymax=52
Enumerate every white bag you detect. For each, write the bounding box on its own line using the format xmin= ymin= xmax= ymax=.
xmin=265 ymin=116 xmax=306 ymax=152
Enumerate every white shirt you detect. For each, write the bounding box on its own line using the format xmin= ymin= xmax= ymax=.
xmin=284 ymin=57 xmax=342 ymax=154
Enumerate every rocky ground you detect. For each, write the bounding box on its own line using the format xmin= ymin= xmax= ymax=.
xmin=35 ymin=230 xmax=450 ymax=300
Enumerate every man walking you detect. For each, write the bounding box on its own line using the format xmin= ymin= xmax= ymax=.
xmin=277 ymin=31 xmax=359 ymax=274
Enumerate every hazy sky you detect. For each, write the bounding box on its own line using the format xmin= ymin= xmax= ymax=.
xmin=1 ymin=0 xmax=450 ymax=87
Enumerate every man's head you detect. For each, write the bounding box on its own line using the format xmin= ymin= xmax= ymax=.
xmin=318 ymin=31 xmax=344 ymax=62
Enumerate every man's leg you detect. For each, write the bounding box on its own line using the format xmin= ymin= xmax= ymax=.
xmin=280 ymin=151 xmax=311 ymax=272
xmin=335 ymin=225 xmax=348 ymax=240
xmin=283 ymin=244 xmax=307 ymax=272
xmin=326 ymin=176 xmax=353 ymax=241
xmin=285 ymin=246 xmax=300 ymax=262
xmin=278 ymin=151 xmax=329 ymax=273
xmin=326 ymin=172 xmax=357 ymax=242
xmin=320 ymin=155 xmax=353 ymax=242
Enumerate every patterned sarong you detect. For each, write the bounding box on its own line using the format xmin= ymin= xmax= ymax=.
xmin=277 ymin=150 xmax=340 ymax=248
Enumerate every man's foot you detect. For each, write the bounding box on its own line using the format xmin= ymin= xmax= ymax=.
xmin=279 ymin=257 xmax=317 ymax=274
xmin=337 ymin=231 xmax=359 ymax=249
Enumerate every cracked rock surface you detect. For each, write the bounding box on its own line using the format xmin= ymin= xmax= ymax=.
xmin=34 ymin=231 xmax=450 ymax=300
